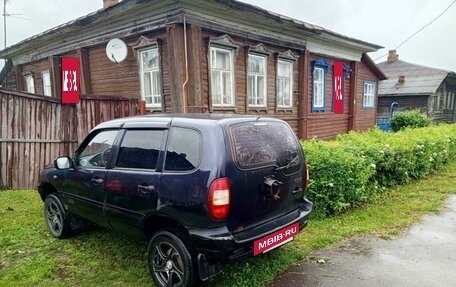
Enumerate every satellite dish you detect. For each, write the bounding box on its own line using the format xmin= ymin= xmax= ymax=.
xmin=106 ymin=38 xmax=128 ymax=63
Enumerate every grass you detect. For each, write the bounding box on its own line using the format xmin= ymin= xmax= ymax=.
xmin=1 ymin=162 xmax=455 ymax=287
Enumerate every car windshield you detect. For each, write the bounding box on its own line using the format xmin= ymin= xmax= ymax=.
xmin=229 ymin=121 xmax=301 ymax=169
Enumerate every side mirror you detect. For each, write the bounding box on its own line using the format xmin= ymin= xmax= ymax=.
xmin=54 ymin=156 xmax=73 ymax=170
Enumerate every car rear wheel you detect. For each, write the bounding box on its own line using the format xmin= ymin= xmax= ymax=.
xmin=44 ymin=194 xmax=70 ymax=238
xmin=148 ymin=230 xmax=197 ymax=287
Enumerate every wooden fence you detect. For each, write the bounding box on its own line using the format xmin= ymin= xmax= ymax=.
xmin=0 ymin=89 xmax=138 ymax=190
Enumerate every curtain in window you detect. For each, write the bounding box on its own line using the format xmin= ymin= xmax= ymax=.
xmin=277 ymin=61 xmax=292 ymax=107
xmin=141 ymin=49 xmax=161 ymax=107
xmin=313 ymin=68 xmax=324 ymax=108
xmin=248 ymin=55 xmax=266 ymax=106
xmin=210 ymin=48 xmax=233 ymax=106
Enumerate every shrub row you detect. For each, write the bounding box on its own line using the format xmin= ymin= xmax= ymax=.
xmin=303 ymin=124 xmax=456 ymax=218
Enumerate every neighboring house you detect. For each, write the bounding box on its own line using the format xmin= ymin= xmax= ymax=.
xmin=377 ymin=50 xmax=456 ymax=123
xmin=0 ymin=0 xmax=386 ymax=139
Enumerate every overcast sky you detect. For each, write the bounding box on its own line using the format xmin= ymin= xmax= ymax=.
xmin=1 ymin=0 xmax=456 ymax=71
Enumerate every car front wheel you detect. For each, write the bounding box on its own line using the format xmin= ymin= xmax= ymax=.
xmin=44 ymin=194 xmax=70 ymax=238
xmin=148 ymin=230 xmax=197 ymax=287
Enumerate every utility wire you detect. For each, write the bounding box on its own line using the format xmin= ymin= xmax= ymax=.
xmin=374 ymin=0 xmax=456 ymax=61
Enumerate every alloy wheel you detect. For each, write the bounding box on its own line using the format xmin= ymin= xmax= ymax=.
xmin=152 ymin=241 xmax=186 ymax=287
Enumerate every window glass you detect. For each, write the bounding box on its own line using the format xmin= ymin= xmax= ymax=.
xmin=140 ymin=48 xmax=161 ymax=108
xmin=116 ymin=130 xmax=164 ymax=170
xmin=215 ymin=49 xmax=230 ymax=69
xmin=210 ymin=47 xmax=234 ymax=106
xmin=230 ymin=121 xmax=300 ymax=170
xmin=25 ymin=74 xmax=35 ymax=94
xmin=77 ymin=130 xmax=118 ymax=168
xmin=313 ymin=67 xmax=324 ymax=108
xmin=248 ymin=54 xmax=267 ymax=107
xmin=42 ymin=71 xmax=52 ymax=97
xmin=311 ymin=59 xmax=328 ymax=111
xmin=165 ymin=127 xmax=201 ymax=171
xmin=363 ymin=82 xmax=376 ymax=108
xmin=277 ymin=60 xmax=293 ymax=108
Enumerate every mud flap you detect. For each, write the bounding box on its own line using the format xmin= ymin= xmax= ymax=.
xmin=197 ymin=253 xmax=222 ymax=281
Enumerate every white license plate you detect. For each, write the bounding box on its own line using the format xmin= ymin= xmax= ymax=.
xmin=254 ymin=222 xmax=299 ymax=256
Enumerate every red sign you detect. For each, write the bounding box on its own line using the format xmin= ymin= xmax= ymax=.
xmin=333 ymin=62 xmax=344 ymax=114
xmin=61 ymin=57 xmax=80 ymax=104
xmin=254 ymin=222 xmax=299 ymax=256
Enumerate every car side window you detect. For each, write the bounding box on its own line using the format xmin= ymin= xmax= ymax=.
xmin=115 ymin=130 xmax=164 ymax=170
xmin=164 ymin=127 xmax=201 ymax=171
xmin=77 ymin=130 xmax=118 ymax=168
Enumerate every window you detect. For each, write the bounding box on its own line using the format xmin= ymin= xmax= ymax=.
xmin=116 ymin=130 xmax=164 ymax=170
xmin=444 ymin=91 xmax=455 ymax=109
xmin=77 ymin=130 xmax=118 ymax=168
xmin=230 ymin=121 xmax=301 ymax=171
xmin=248 ymin=54 xmax=267 ymax=107
xmin=312 ymin=59 xmax=328 ymax=111
xmin=139 ymin=48 xmax=162 ymax=108
xmin=277 ymin=60 xmax=293 ymax=108
xmin=165 ymin=127 xmax=201 ymax=171
xmin=363 ymin=81 xmax=376 ymax=108
xmin=42 ymin=71 xmax=52 ymax=97
xmin=25 ymin=74 xmax=35 ymax=94
xmin=210 ymin=46 xmax=234 ymax=106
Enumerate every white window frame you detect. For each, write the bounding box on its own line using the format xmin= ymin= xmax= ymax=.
xmin=42 ymin=71 xmax=52 ymax=97
xmin=363 ymin=81 xmax=376 ymax=108
xmin=277 ymin=59 xmax=293 ymax=108
xmin=209 ymin=46 xmax=235 ymax=107
xmin=25 ymin=74 xmax=35 ymax=94
xmin=139 ymin=47 xmax=162 ymax=109
xmin=248 ymin=53 xmax=267 ymax=107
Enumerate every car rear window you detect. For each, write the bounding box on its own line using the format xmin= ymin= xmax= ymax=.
xmin=230 ymin=121 xmax=300 ymax=168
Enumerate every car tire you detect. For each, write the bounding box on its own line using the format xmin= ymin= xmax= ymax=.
xmin=44 ymin=194 xmax=70 ymax=238
xmin=148 ymin=230 xmax=197 ymax=287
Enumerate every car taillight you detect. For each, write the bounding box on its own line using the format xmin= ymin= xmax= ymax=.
xmin=208 ymin=177 xmax=230 ymax=220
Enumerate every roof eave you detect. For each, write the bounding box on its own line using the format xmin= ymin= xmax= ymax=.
xmin=362 ymin=53 xmax=387 ymax=80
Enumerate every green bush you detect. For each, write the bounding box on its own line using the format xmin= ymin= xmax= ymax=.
xmin=303 ymin=140 xmax=375 ymax=218
xmin=390 ymin=109 xmax=432 ymax=132
xmin=303 ymin=124 xmax=456 ymax=217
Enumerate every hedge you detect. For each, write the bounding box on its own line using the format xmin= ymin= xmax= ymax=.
xmin=303 ymin=124 xmax=456 ymax=218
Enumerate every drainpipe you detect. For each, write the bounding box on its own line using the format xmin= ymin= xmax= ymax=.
xmin=182 ymin=15 xmax=189 ymax=113
xmin=389 ymin=102 xmax=399 ymax=119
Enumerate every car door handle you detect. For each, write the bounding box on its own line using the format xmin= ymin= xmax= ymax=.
xmin=91 ymin=177 xmax=104 ymax=184
xmin=291 ymin=187 xmax=303 ymax=195
xmin=138 ymin=184 xmax=155 ymax=193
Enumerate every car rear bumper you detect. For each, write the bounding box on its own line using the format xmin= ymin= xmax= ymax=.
xmin=188 ymin=197 xmax=313 ymax=263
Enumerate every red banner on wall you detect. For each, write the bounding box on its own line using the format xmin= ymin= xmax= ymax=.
xmin=61 ymin=57 xmax=80 ymax=104
xmin=333 ymin=62 xmax=344 ymax=114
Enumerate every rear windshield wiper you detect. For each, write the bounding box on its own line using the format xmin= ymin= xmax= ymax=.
xmin=274 ymin=155 xmax=299 ymax=172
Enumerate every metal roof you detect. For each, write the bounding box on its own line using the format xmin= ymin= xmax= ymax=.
xmin=0 ymin=0 xmax=382 ymax=60
xmin=377 ymin=60 xmax=450 ymax=96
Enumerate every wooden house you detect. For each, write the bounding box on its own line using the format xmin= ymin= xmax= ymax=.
xmin=0 ymin=0 xmax=387 ymax=139
xmin=377 ymin=50 xmax=456 ymax=123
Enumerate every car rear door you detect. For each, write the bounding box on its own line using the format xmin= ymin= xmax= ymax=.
xmin=225 ymin=120 xmax=305 ymax=235
xmin=104 ymin=127 xmax=167 ymax=237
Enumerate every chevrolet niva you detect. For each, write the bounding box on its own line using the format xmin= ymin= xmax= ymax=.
xmin=38 ymin=114 xmax=313 ymax=287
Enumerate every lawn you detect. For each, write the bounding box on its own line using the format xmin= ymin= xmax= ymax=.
xmin=1 ymin=162 xmax=455 ymax=287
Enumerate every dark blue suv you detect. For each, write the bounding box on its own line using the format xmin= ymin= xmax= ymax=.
xmin=38 ymin=114 xmax=313 ymax=287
